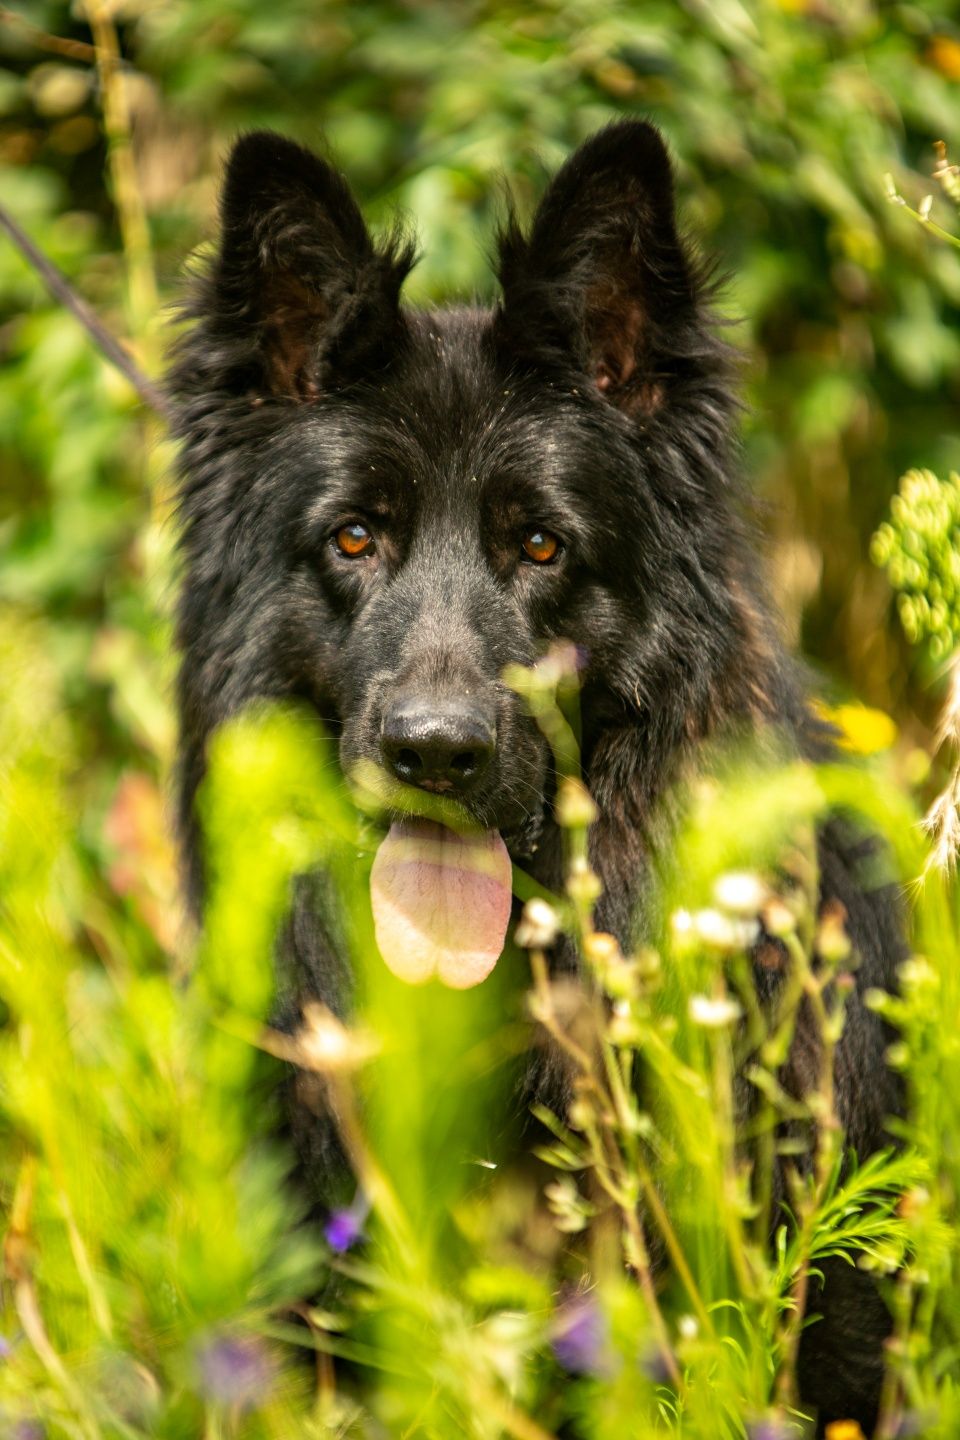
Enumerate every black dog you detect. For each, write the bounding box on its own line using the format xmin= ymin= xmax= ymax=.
xmin=170 ymin=122 xmax=903 ymax=1432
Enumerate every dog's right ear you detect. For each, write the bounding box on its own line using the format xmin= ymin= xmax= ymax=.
xmin=204 ymin=132 xmax=415 ymax=400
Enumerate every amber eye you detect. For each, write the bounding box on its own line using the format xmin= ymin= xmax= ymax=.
xmin=334 ymin=522 xmax=375 ymax=558
xmin=521 ymin=528 xmax=561 ymax=565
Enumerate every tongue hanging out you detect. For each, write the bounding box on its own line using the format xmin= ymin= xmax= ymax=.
xmin=370 ymin=819 xmax=513 ymax=988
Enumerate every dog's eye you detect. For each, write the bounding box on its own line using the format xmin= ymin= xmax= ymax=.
xmin=334 ymin=522 xmax=375 ymax=558
xmin=521 ymin=528 xmax=561 ymax=565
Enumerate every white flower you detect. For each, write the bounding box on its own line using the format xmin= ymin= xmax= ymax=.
xmin=712 ymin=871 xmax=768 ymax=917
xmin=297 ymin=1003 xmax=377 ymax=1072
xmin=689 ymin=994 xmax=743 ymax=1028
xmin=677 ymin=1314 xmax=699 ymax=1340
xmin=671 ymin=908 xmax=694 ymax=938
xmin=514 ymin=897 xmax=561 ymax=949
xmin=691 ymin=908 xmax=759 ymax=953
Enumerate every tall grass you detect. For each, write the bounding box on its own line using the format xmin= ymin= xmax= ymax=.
xmin=2 ymin=613 xmax=959 ymax=1439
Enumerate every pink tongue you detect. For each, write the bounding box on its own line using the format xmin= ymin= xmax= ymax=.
xmin=370 ymin=819 xmax=513 ymax=989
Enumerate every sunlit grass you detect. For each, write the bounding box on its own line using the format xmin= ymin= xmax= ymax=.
xmin=2 ymin=616 xmax=960 ymax=1438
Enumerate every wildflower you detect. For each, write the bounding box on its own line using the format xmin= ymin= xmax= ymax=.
xmin=551 ymin=1292 xmax=612 ymax=1376
xmin=568 ymin=1096 xmax=593 ymax=1131
xmin=824 ymin=1423 xmax=866 ymax=1440
xmin=514 ymin=897 xmax=561 ymax=949
xmin=671 ymin=908 xmax=693 ymax=938
xmin=12 ymin=1424 xmax=45 ymax=1440
xmin=635 ymin=945 xmax=661 ymax=979
xmin=761 ymin=896 xmax=797 ymax=938
xmin=583 ymin=931 xmax=636 ymax=999
xmin=898 ymin=1185 xmax=930 ymax=1220
xmin=555 ymin=777 xmax=599 ymax=828
xmin=818 ymin=701 xmax=897 ymax=756
xmin=691 ymin=907 xmax=759 ymax=953
xmin=677 ymin=1314 xmax=698 ymax=1340
xmin=934 ymin=141 xmax=960 ymax=200
xmin=545 ymin=1176 xmax=595 ymax=1234
xmin=583 ymin=930 xmax=621 ymax=965
xmin=607 ymin=999 xmax=645 ymax=1046
xmin=324 ymin=1210 xmax=363 ymax=1252
xmin=197 ymin=1334 xmax=274 ymax=1410
xmin=892 ymin=1412 xmax=931 ymax=1438
xmin=713 ymin=871 xmax=768 ymax=916
xmin=669 ymin=908 xmax=699 ymax=956
xmin=689 ymin=994 xmax=742 ymax=1028
xmin=817 ymin=901 xmax=851 ymax=965
xmin=898 ymin=956 xmax=937 ymax=989
xmin=297 ymin=1002 xmax=377 ymax=1073
xmin=566 ymin=856 xmax=602 ymax=905
xmin=536 ymin=641 xmax=581 ymax=687
xmin=747 ymin=1420 xmax=796 ymax=1440
xmin=324 ymin=1190 xmax=370 ymax=1253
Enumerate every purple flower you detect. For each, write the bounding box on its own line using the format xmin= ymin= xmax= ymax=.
xmin=894 ymin=1415 xmax=932 ymax=1439
xmin=323 ymin=1190 xmax=369 ymax=1253
xmin=12 ymin=1423 xmax=45 ymax=1440
xmin=747 ymin=1419 xmax=795 ymax=1440
xmin=0 ymin=1335 xmax=14 ymax=1360
xmin=551 ymin=1293 xmax=612 ymax=1377
xmin=197 ymin=1334 xmax=273 ymax=1410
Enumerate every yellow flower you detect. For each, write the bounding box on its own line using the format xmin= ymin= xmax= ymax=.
xmin=928 ymin=35 xmax=960 ymax=80
xmin=814 ymin=701 xmax=897 ymax=755
xmin=825 ymin=1422 xmax=867 ymax=1440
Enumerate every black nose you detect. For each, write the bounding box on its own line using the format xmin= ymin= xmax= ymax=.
xmin=380 ymin=698 xmax=496 ymax=793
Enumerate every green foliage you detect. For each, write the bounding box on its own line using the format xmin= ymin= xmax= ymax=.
xmin=5 ymin=637 xmax=960 ymax=1437
xmin=0 ymin=616 xmax=323 ymax=1438
xmin=4 ymin=3 xmax=960 ymax=1437
xmin=872 ymin=468 xmax=960 ymax=658
xmin=3 ymin=0 xmax=960 ymax=742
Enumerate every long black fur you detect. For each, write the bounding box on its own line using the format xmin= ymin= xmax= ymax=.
xmin=169 ymin=123 xmax=903 ymax=1433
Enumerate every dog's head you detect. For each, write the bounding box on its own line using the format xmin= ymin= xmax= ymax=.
xmin=173 ymin=122 xmax=757 ymax=887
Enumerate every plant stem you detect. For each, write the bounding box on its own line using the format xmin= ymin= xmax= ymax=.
xmin=85 ymin=0 xmax=158 ymax=337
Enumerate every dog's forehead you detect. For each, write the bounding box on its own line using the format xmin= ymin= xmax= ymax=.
xmin=404 ymin=304 xmax=492 ymax=361
xmin=394 ymin=305 xmax=507 ymax=426
xmin=376 ymin=306 xmax=585 ymax=472
xmin=290 ymin=303 xmax=619 ymax=526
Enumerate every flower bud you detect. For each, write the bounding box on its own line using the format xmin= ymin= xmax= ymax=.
xmin=817 ymin=903 xmax=852 ymax=965
xmin=555 ymin=777 xmax=599 ymax=829
xmin=566 ymin=856 xmax=602 ymax=905
xmin=761 ymin=896 xmax=797 ymax=938
xmin=515 ymin=897 xmax=561 ymax=949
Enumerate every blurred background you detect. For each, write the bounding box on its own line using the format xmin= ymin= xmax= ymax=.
xmin=2 ymin=0 xmax=960 ymax=956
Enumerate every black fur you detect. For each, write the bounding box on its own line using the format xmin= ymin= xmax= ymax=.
xmin=169 ymin=123 xmax=903 ymax=1432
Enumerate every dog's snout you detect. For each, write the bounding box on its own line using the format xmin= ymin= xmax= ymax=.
xmin=381 ymin=698 xmax=496 ymax=793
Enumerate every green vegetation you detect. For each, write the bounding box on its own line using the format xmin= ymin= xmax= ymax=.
xmin=872 ymin=468 xmax=960 ymax=659
xmin=3 ymin=2 xmax=960 ymax=1436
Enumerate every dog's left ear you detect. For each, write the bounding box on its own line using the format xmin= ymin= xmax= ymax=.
xmin=495 ymin=122 xmax=711 ymax=416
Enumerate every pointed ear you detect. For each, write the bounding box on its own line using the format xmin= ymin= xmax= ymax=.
xmin=495 ymin=122 xmax=713 ymax=416
xmin=208 ymin=132 xmax=415 ymax=399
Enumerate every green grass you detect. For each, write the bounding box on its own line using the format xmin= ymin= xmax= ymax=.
xmin=2 ymin=618 xmax=959 ymax=1439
